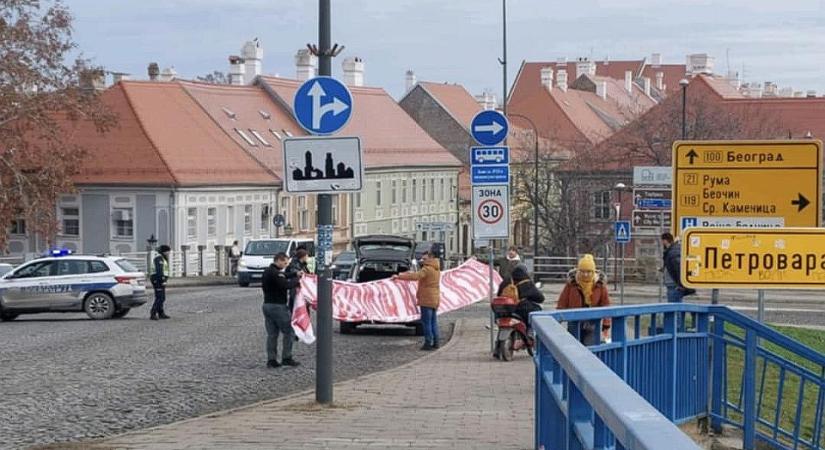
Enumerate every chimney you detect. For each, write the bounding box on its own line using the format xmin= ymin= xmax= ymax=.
xmin=342 ymin=57 xmax=365 ymax=86
xmin=147 ymin=62 xmax=160 ymax=81
xmin=475 ymin=91 xmax=497 ymax=110
xmin=650 ymin=53 xmax=662 ymax=67
xmin=79 ymin=68 xmax=106 ymax=92
xmin=624 ymin=70 xmax=633 ymax=93
xmin=655 ymin=71 xmax=664 ymax=90
xmin=405 ymin=70 xmax=416 ymax=93
xmin=228 ymin=55 xmax=245 ymax=85
xmin=241 ymin=39 xmax=263 ymax=84
xmin=540 ymin=66 xmax=553 ymax=91
xmin=112 ymin=72 xmax=130 ymax=84
xmin=295 ymin=49 xmax=317 ymax=81
xmin=575 ymin=57 xmax=595 ymax=79
xmin=643 ymin=77 xmax=651 ymax=96
xmin=686 ymin=53 xmax=715 ymax=75
xmin=555 ymin=69 xmax=568 ymax=92
xmin=807 ymin=90 xmax=817 ymax=98
xmin=159 ymin=66 xmax=177 ymax=82
xmin=596 ymin=81 xmax=607 ymax=100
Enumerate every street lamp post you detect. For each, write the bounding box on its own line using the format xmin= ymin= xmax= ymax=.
xmin=680 ymin=78 xmax=689 ymax=140
xmin=613 ymin=182 xmax=627 ymax=294
xmin=507 ymin=113 xmax=539 ymax=259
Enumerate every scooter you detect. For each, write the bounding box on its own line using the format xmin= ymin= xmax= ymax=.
xmin=491 ymin=296 xmax=536 ymax=361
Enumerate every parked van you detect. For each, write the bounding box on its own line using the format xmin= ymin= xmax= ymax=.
xmin=237 ymin=238 xmax=315 ymax=287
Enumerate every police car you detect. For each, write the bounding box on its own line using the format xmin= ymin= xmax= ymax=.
xmin=0 ymin=252 xmax=148 ymax=321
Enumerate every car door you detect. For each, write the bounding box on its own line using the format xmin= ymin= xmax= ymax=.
xmin=50 ymin=260 xmax=91 ymax=310
xmin=0 ymin=260 xmax=57 ymax=309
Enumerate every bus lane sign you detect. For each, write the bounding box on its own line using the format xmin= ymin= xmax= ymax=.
xmin=682 ymin=227 xmax=825 ymax=289
xmin=672 ymin=140 xmax=822 ymax=235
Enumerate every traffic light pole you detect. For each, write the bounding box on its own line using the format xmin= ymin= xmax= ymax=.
xmin=316 ymin=0 xmax=333 ymax=405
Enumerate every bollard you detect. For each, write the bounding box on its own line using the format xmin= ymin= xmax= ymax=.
xmin=197 ymin=245 xmax=206 ymax=276
xmin=214 ymin=245 xmax=223 ymax=275
xmin=224 ymin=245 xmax=233 ymax=276
xmin=180 ymin=245 xmax=190 ymax=277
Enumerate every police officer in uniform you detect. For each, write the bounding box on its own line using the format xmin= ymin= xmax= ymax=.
xmin=149 ymin=245 xmax=171 ymax=320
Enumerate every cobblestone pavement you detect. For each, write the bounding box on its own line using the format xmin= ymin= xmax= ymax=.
xmin=78 ymin=310 xmax=532 ymax=449
xmin=0 ymin=285 xmax=466 ymax=450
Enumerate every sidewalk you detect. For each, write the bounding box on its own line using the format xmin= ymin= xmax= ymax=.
xmin=84 ymin=317 xmax=534 ymax=449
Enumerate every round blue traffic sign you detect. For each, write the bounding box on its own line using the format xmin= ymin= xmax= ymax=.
xmin=470 ymin=110 xmax=509 ymax=146
xmin=293 ymin=76 xmax=353 ymax=135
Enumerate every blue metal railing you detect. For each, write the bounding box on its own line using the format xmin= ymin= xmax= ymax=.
xmin=533 ymin=304 xmax=825 ymax=450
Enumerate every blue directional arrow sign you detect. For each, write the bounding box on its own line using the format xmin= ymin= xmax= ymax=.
xmin=615 ymin=220 xmax=632 ymax=243
xmin=470 ymin=110 xmax=509 ymax=146
xmin=293 ymin=76 xmax=353 ymax=135
xmin=637 ymin=199 xmax=672 ymax=209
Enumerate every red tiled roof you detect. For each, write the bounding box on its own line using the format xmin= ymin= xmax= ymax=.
xmin=180 ymin=81 xmax=303 ymax=180
xmin=71 ymin=82 xmax=277 ymax=186
xmin=416 ymin=82 xmax=482 ymax=129
xmin=695 ymin=74 xmax=746 ymax=99
xmin=258 ymin=76 xmax=461 ymax=170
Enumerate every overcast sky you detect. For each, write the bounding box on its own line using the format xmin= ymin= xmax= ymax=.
xmin=68 ymin=0 xmax=825 ymax=98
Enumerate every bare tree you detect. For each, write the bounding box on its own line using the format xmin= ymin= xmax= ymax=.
xmin=0 ymin=0 xmax=116 ymax=250
xmin=196 ymin=70 xmax=229 ymax=85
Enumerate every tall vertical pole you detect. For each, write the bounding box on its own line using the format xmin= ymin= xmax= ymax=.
xmin=489 ymin=246 xmax=495 ymax=353
xmin=658 ymin=211 xmax=664 ymax=302
xmin=620 ymin=243 xmax=625 ymax=305
xmin=757 ymin=289 xmax=765 ymax=323
xmin=533 ymin=131 xmax=539 ymax=259
xmin=681 ymin=84 xmax=688 ymax=140
xmin=502 ymin=0 xmax=507 ymax=117
xmin=316 ymin=0 xmax=333 ymax=405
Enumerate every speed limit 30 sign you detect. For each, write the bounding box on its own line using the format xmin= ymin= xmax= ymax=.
xmin=473 ymin=185 xmax=509 ymax=239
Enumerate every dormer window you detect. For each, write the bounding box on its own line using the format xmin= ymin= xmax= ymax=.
xmin=222 ymin=107 xmax=237 ymax=120
xmin=270 ymin=129 xmax=283 ymax=140
xmin=234 ymin=128 xmax=257 ymax=146
xmin=283 ymin=129 xmax=294 ymax=137
xmin=259 ymin=110 xmax=271 ymax=120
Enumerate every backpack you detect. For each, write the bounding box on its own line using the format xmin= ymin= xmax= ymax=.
xmin=500 ymin=281 xmax=519 ymax=301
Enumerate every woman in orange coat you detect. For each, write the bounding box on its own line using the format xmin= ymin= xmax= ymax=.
xmin=393 ymin=251 xmax=441 ymax=351
xmin=556 ymin=254 xmax=611 ymax=345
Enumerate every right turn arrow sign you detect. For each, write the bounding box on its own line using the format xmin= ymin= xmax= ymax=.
xmin=792 ymin=193 xmax=810 ymax=212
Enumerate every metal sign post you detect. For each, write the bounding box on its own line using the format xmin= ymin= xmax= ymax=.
xmin=620 ymin=242 xmax=626 ymax=305
xmin=757 ymin=289 xmax=766 ymax=323
xmin=614 ymin=220 xmax=631 ymax=304
xmin=489 ymin=245 xmax=495 ymax=353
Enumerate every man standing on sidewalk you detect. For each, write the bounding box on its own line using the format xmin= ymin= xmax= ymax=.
xmin=261 ymin=252 xmax=302 ymax=368
xmin=661 ymin=233 xmax=695 ymax=303
xmin=229 ymin=240 xmax=241 ymax=276
xmin=149 ymin=245 xmax=171 ymax=320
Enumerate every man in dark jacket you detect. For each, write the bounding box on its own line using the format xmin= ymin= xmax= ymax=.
xmin=662 ymin=233 xmax=695 ymax=303
xmin=261 ymin=252 xmax=302 ymax=368
xmin=286 ymin=248 xmax=310 ymax=311
xmin=149 ymin=245 xmax=171 ymax=320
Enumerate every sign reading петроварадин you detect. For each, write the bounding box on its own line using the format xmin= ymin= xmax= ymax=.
xmin=682 ymin=227 xmax=825 ymax=289
xmin=672 ymin=140 xmax=823 ymax=236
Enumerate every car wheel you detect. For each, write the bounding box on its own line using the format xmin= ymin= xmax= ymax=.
xmin=340 ymin=322 xmax=357 ymax=334
xmin=112 ymin=308 xmax=131 ymax=319
xmin=499 ymin=335 xmax=515 ymax=361
xmin=85 ymin=293 xmax=116 ymax=320
xmin=238 ymin=281 xmax=250 ymax=287
xmin=0 ymin=310 xmax=19 ymax=322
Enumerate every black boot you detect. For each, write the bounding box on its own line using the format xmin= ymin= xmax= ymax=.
xmin=150 ymin=312 xmax=159 ymax=320
xmin=159 ymin=313 xmax=170 ymax=319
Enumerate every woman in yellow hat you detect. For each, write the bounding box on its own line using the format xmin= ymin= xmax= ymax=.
xmin=556 ymin=254 xmax=611 ymax=345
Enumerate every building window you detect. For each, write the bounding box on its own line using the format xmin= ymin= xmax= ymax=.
xmin=226 ymin=205 xmax=235 ymax=235
xmin=430 ymin=179 xmax=435 ymax=201
xmin=249 ymin=130 xmax=271 ymax=147
xmin=260 ymin=204 xmax=270 ymax=231
xmin=355 ymin=192 xmax=362 ymax=209
xmin=234 ymin=128 xmax=258 ymax=146
xmin=412 ymin=179 xmax=417 ymax=202
xmin=376 ymin=181 xmax=383 ymax=206
xmin=299 ymin=196 xmax=308 ymax=230
xmin=9 ymin=218 xmax=26 ymax=235
xmin=392 ymin=180 xmax=397 ymax=205
xmin=207 ymin=207 xmax=217 ymax=237
xmin=402 ymin=179 xmax=408 ymax=203
xmin=61 ymin=207 xmax=80 ymax=236
xmin=440 ymin=178 xmax=445 ymax=201
xmin=244 ymin=205 xmax=252 ymax=234
xmin=187 ymin=207 xmax=198 ymax=239
xmin=422 ymin=179 xmax=427 ymax=202
xmin=113 ymin=207 xmax=134 ymax=238
xmin=332 ymin=195 xmax=339 ymax=225
xmin=593 ymin=191 xmax=611 ymax=220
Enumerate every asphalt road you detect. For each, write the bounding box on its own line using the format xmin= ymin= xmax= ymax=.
xmin=0 ymin=285 xmax=464 ymax=450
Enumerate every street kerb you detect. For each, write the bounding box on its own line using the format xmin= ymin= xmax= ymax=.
xmin=72 ymin=320 xmax=463 ymax=448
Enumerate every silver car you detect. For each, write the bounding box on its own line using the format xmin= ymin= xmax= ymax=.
xmin=0 ymin=255 xmax=148 ymax=321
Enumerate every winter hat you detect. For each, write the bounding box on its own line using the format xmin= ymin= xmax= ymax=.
xmin=512 ymin=265 xmax=529 ymax=281
xmin=577 ymin=254 xmax=596 ymax=272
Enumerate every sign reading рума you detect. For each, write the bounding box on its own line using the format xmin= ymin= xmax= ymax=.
xmin=672 ymin=140 xmax=822 ymax=235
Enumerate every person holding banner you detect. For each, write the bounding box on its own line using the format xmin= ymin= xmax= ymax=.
xmin=393 ymin=250 xmax=442 ymax=351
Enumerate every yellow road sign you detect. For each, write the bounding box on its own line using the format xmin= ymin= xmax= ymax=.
xmin=682 ymin=227 xmax=825 ymax=289
xmin=672 ymin=140 xmax=822 ymax=235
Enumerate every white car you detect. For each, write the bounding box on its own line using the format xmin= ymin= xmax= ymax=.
xmin=237 ymin=238 xmax=315 ymax=287
xmin=0 ymin=255 xmax=148 ymax=321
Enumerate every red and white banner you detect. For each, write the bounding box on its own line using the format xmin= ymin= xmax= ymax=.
xmin=291 ymin=258 xmax=500 ymax=344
